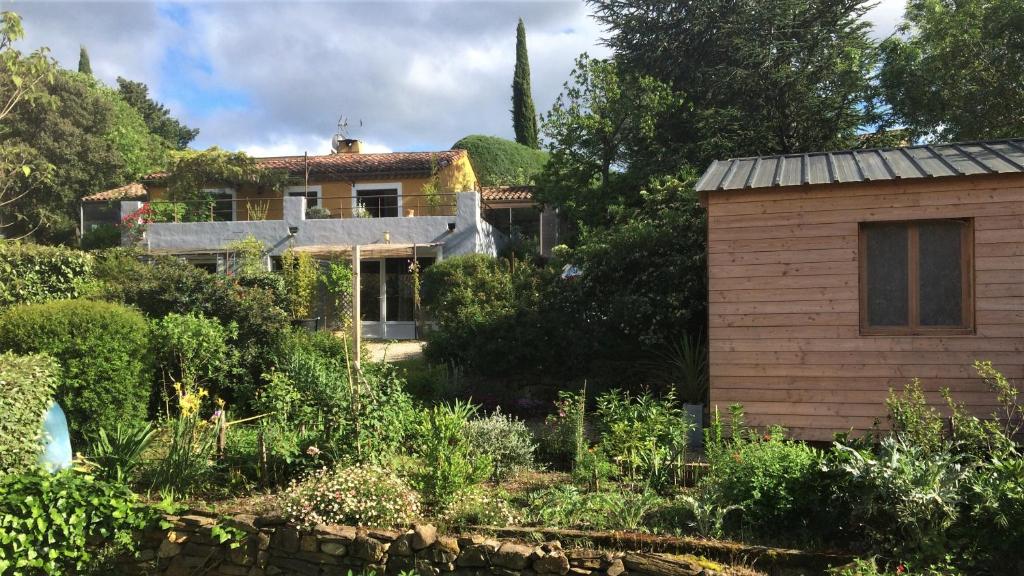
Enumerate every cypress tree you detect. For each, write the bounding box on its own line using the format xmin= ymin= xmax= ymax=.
xmin=511 ymin=18 xmax=539 ymax=149
xmin=78 ymin=46 xmax=92 ymax=76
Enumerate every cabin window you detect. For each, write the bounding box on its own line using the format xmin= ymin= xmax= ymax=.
xmin=859 ymin=219 xmax=973 ymax=335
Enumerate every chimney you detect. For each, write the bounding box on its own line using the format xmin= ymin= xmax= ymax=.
xmin=333 ymin=138 xmax=362 ymax=154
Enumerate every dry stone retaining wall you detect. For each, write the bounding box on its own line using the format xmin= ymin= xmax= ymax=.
xmin=128 ymin=513 xmax=726 ymax=576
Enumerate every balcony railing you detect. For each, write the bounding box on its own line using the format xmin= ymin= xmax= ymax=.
xmin=144 ymin=193 xmax=459 ymax=223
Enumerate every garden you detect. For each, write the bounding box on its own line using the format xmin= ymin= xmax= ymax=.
xmin=1 ymin=241 xmax=1022 ymax=576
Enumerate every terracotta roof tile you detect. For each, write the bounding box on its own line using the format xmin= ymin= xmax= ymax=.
xmin=480 ymin=185 xmax=534 ymax=202
xmin=81 ymin=182 xmax=147 ymax=202
xmin=143 ymin=149 xmax=467 ymax=182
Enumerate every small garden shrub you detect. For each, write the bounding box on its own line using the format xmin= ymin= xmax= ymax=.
xmin=701 ymin=406 xmax=828 ymax=537
xmin=0 ymin=352 xmax=60 ymax=475
xmin=0 ymin=242 xmax=93 ymax=308
xmin=0 ymin=299 xmax=151 ymax=441
xmin=440 ymin=488 xmax=520 ymax=528
xmin=151 ymin=312 xmax=239 ymax=409
xmin=414 ymin=400 xmax=492 ymax=510
xmin=0 ymin=469 xmax=163 ymax=575
xmin=281 ymin=464 xmax=421 ymax=529
xmin=466 ymin=409 xmax=536 ymax=481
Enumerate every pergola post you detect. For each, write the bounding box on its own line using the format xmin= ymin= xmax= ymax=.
xmin=351 ymin=245 xmax=361 ymax=370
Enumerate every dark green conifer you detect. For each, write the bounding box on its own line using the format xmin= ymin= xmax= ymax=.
xmin=511 ymin=19 xmax=539 ymax=149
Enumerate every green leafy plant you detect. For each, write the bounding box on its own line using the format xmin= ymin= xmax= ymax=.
xmin=595 ymin=389 xmax=692 ymax=489
xmin=226 ymin=235 xmax=267 ymax=276
xmin=414 ymin=400 xmax=492 ymax=509
xmin=86 ymin=421 xmax=156 ymax=484
xmin=0 ymin=352 xmax=59 ymax=475
xmin=80 ymin=224 xmax=121 ymax=250
xmin=146 ymin=384 xmax=221 ymax=497
xmin=672 ymin=492 xmax=742 ymax=539
xmin=281 ymin=464 xmax=421 ymax=529
xmin=0 ymin=299 xmax=151 ymax=441
xmin=151 ymin=311 xmax=239 ymax=411
xmin=0 ymin=469 xmax=167 ymax=575
xmin=540 ymin=388 xmax=587 ymax=469
xmin=322 ymin=260 xmax=353 ymax=330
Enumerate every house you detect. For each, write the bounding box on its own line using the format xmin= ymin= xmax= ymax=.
xmin=697 ymin=138 xmax=1024 ymax=441
xmin=81 ymin=141 xmax=506 ymax=339
xmin=480 ymin=185 xmax=563 ymax=256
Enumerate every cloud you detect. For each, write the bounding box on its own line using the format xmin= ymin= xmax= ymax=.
xmin=6 ymin=0 xmax=907 ymax=157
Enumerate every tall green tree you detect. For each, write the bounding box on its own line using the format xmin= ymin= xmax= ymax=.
xmin=117 ymin=77 xmax=199 ymax=149
xmin=879 ymin=0 xmax=1024 ymax=142
xmin=589 ymin=0 xmax=880 ymax=166
xmin=511 ymin=18 xmax=539 ymax=149
xmin=77 ymin=45 xmax=91 ymax=75
xmin=0 ymin=12 xmax=54 ymax=239
xmin=537 ymin=54 xmax=685 ymax=227
xmin=4 ymin=70 xmax=167 ymax=242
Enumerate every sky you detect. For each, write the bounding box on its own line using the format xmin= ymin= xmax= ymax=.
xmin=6 ymin=0 xmax=907 ymax=157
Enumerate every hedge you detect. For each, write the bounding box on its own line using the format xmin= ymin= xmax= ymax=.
xmin=0 ymin=242 xmax=93 ymax=308
xmin=0 ymin=352 xmax=60 ymax=475
xmin=452 ymin=135 xmax=548 ymax=187
xmin=0 ymin=299 xmax=151 ymax=441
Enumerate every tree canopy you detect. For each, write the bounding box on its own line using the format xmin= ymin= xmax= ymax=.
xmin=451 ymin=134 xmax=547 ymax=187
xmin=117 ymin=78 xmax=199 ymax=150
xmin=588 ymin=0 xmax=881 ymax=166
xmin=4 ymin=70 xmax=167 ymax=242
xmin=879 ymin=0 xmax=1024 ymax=141
xmin=511 ymin=18 xmax=539 ymax=149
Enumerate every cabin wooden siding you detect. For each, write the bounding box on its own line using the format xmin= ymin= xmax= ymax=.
xmin=705 ymin=173 xmax=1024 ymax=441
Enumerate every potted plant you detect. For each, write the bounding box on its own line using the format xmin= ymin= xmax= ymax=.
xmin=649 ymin=332 xmax=708 ymax=449
xmin=305 ymin=206 xmax=331 ymax=219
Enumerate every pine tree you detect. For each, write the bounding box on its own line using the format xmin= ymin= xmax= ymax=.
xmin=77 ymin=46 xmax=92 ymax=76
xmin=511 ymin=18 xmax=539 ymax=149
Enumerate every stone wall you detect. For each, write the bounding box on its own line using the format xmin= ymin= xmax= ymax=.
xmin=129 ymin=513 xmax=729 ymax=576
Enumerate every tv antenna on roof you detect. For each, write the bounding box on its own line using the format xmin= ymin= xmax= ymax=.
xmin=331 ymin=115 xmax=364 ymax=152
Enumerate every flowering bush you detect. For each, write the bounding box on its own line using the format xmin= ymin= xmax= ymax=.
xmin=439 ymin=488 xmax=520 ymax=527
xmin=466 ymin=409 xmax=536 ymax=481
xmin=282 ymin=464 xmax=421 ymax=529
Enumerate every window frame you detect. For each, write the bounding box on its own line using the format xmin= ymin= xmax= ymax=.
xmin=203 ymin=187 xmax=236 ymax=221
xmin=285 ymin=185 xmax=323 ymax=210
xmin=353 ymin=182 xmax=402 ymax=218
xmin=858 ymin=218 xmax=975 ymax=336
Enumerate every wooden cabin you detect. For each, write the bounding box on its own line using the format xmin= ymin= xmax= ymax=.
xmin=697 ymin=139 xmax=1024 ymax=441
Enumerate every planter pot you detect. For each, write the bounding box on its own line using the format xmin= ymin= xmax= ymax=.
xmin=291 ymin=317 xmax=321 ymax=332
xmin=683 ymin=403 xmax=704 ymax=450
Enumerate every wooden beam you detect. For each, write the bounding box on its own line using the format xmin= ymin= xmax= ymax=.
xmin=351 ymin=245 xmax=361 ymax=370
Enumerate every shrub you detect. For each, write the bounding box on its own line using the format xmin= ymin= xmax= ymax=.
xmin=91 ymin=249 xmax=290 ymax=410
xmin=0 ymin=352 xmax=60 ymax=475
xmin=466 ymin=409 xmax=536 ymax=481
xmin=834 ymin=437 xmax=966 ymax=567
xmin=281 ymin=464 xmax=421 ymax=529
xmin=0 ymin=469 xmax=162 ymax=575
xmin=0 ymin=299 xmax=151 ymax=441
xmin=440 ymin=488 xmax=520 ymax=528
xmin=151 ymin=312 xmax=238 ymax=407
xmin=451 ymin=134 xmax=547 ymax=186
xmin=421 ymin=254 xmax=514 ymax=328
xmin=0 ymin=242 xmax=93 ymax=308
xmin=80 ymin=224 xmax=121 ymax=250
xmin=414 ymin=401 xmax=492 ymax=509
xmin=85 ymin=422 xmax=156 ymax=484
xmin=701 ymin=408 xmax=827 ymax=536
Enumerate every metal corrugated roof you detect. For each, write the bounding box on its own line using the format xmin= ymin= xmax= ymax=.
xmin=695 ymin=138 xmax=1024 ymax=193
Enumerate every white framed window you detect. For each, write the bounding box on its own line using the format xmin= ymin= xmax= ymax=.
xmin=353 ymin=182 xmax=402 ymax=218
xmin=285 ymin=185 xmax=323 ymax=210
xmin=203 ymin=188 xmax=236 ymax=221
